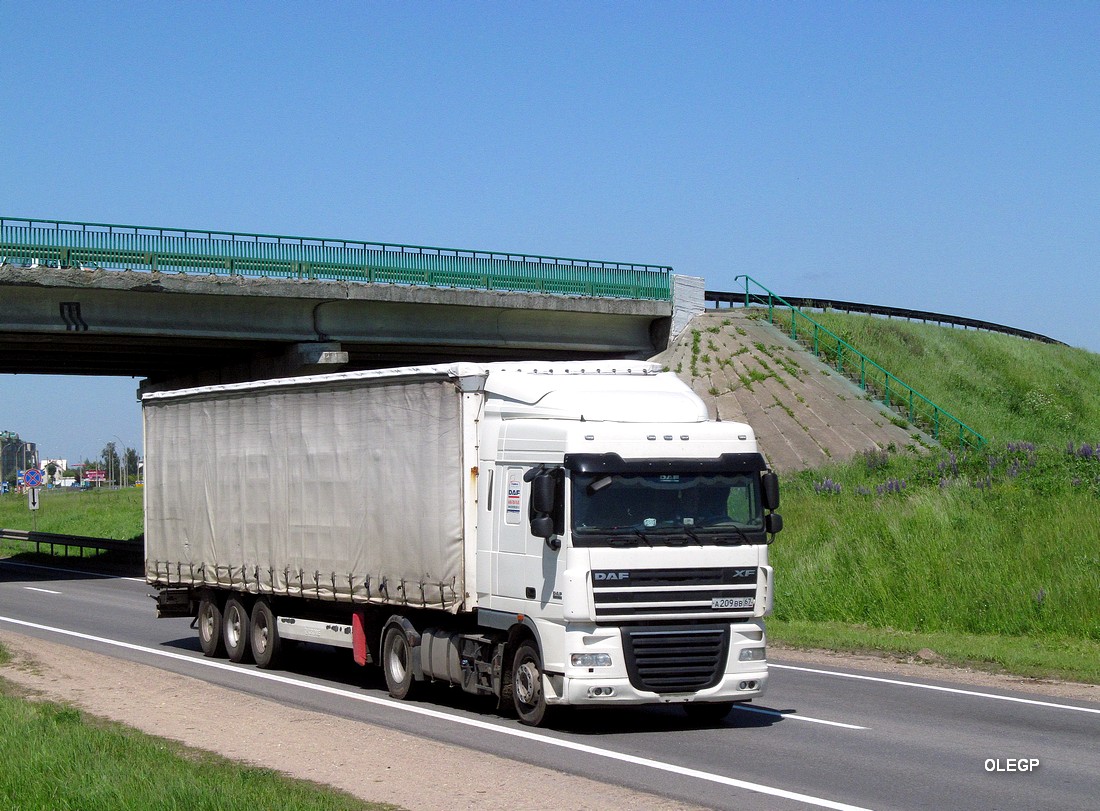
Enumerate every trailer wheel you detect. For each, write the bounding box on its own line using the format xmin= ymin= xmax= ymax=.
xmin=197 ymin=595 xmax=225 ymax=658
xmin=249 ymin=599 xmax=282 ymax=669
xmin=511 ymin=640 xmax=551 ymax=726
xmin=223 ymin=597 xmax=253 ymax=664
xmin=382 ymin=626 xmax=418 ymax=700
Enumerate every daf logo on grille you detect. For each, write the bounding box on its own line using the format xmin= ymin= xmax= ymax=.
xmin=594 ymin=571 xmax=629 ymax=581
xmin=733 ymin=569 xmax=756 ymax=579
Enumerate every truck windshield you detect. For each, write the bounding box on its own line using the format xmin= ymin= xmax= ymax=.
xmin=571 ymin=472 xmax=764 ymax=547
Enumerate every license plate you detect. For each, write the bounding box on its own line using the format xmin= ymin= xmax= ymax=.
xmin=712 ymin=597 xmax=755 ymax=610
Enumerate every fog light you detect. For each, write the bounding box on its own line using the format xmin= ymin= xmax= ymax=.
xmin=739 ymin=647 xmax=766 ymax=662
xmin=587 ymin=686 xmax=616 ymax=697
xmin=571 ymin=653 xmax=613 ymax=667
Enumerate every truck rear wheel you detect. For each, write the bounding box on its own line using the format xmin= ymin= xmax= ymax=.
xmin=382 ymin=626 xmax=418 ymax=700
xmin=223 ymin=597 xmax=253 ymax=664
xmin=197 ymin=595 xmax=225 ymax=658
xmin=249 ymin=599 xmax=282 ymax=669
xmin=511 ymin=640 xmax=551 ymax=726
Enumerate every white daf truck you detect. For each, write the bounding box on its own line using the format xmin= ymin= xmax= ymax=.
xmin=145 ymin=361 xmax=782 ymax=726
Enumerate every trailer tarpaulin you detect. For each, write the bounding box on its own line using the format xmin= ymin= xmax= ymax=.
xmin=144 ymin=371 xmax=465 ymax=610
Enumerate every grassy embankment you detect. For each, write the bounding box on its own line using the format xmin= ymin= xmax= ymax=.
xmin=761 ymin=310 xmax=1100 ymax=683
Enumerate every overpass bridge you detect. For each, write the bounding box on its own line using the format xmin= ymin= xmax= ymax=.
xmin=0 ymin=217 xmax=686 ymax=390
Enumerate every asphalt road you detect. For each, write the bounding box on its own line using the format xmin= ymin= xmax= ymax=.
xmin=1 ymin=557 xmax=1097 ymax=811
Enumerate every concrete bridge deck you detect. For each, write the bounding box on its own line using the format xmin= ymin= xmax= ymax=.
xmin=0 ymin=264 xmax=672 ymax=389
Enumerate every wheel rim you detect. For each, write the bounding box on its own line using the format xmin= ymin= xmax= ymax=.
xmin=387 ymin=634 xmax=408 ymax=685
xmin=200 ymin=607 xmax=215 ymax=642
xmin=254 ymin=613 xmax=269 ymax=654
xmin=226 ymin=607 xmax=242 ymax=648
xmin=515 ymin=657 xmax=541 ymax=708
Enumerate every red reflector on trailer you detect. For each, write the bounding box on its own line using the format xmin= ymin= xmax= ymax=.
xmin=352 ymin=610 xmax=369 ymax=666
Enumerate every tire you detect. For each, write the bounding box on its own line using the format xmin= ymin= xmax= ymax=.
xmin=511 ymin=640 xmax=552 ymax=727
xmin=249 ymin=599 xmax=282 ymax=669
xmin=196 ymin=595 xmax=225 ymax=658
xmin=382 ymin=626 xmax=418 ymax=700
xmin=223 ymin=596 xmax=253 ymax=664
xmin=683 ymin=701 xmax=735 ymax=723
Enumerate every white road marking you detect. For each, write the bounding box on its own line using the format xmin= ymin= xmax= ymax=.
xmin=771 ymin=663 xmax=1100 ymax=716
xmin=23 ymin=586 xmax=62 ymax=595
xmin=0 ymin=615 xmax=873 ymax=811
xmin=732 ymin=703 xmax=868 ymax=730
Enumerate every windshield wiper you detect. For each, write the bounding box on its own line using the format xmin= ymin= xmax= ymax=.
xmin=693 ymin=520 xmax=755 ymax=545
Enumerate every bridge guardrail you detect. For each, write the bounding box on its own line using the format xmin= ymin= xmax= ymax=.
xmin=707 ymin=290 xmax=1063 ymax=345
xmin=0 ymin=216 xmax=672 ymax=301
xmin=726 ymin=275 xmax=987 ymax=450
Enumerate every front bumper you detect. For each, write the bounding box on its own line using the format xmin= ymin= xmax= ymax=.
xmin=544 ymin=619 xmax=769 ymax=707
xmin=556 ymin=668 xmax=768 ymax=706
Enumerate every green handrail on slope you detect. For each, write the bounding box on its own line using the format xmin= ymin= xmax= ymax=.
xmin=732 ymin=275 xmax=986 ymax=449
xmin=0 ymin=216 xmax=673 ymax=301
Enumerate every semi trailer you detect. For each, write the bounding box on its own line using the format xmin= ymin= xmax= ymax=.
xmin=144 ymin=361 xmax=782 ymax=726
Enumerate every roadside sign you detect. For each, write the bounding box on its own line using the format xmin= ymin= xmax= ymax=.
xmin=28 ymin=487 xmax=40 ymax=511
xmin=24 ymin=468 xmax=44 ymax=488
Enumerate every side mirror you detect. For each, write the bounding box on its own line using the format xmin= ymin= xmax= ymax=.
xmin=761 ymin=472 xmax=780 ymax=512
xmin=531 ymin=473 xmax=556 ymax=515
xmin=531 ymin=514 xmax=555 ymax=539
xmin=765 ymin=512 xmax=783 ymax=537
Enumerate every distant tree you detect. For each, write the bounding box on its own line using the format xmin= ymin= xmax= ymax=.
xmin=124 ymin=447 xmax=140 ymax=483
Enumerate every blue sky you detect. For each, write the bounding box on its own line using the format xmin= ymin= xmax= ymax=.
xmin=2 ymin=2 xmax=1098 ymax=464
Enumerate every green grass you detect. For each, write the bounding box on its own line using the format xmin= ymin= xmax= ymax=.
xmin=769 ymin=620 xmax=1100 ymax=684
xmin=746 ymin=309 xmax=1100 ymax=682
xmin=771 ymin=442 xmax=1100 ymax=683
xmin=0 ymin=488 xmax=143 ymax=555
xmin=771 ymin=309 xmax=1100 ymax=443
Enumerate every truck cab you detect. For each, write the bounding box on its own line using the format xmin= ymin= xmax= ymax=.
xmin=472 ymin=362 xmax=780 ymax=724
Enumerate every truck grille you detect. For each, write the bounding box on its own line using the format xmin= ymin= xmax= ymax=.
xmin=622 ymin=625 xmax=730 ymax=693
xmin=592 ymin=566 xmax=757 ymax=620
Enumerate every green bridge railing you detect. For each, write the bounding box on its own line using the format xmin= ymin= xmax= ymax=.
xmin=0 ymin=216 xmax=672 ymax=301
xmin=732 ymin=275 xmax=986 ymax=449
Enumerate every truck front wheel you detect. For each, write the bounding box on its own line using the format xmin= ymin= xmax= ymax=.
xmin=511 ymin=641 xmax=551 ymax=726
xmin=197 ymin=595 xmax=225 ymax=658
xmin=223 ymin=597 xmax=253 ymax=664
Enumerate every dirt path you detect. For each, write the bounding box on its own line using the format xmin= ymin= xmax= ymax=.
xmin=1 ymin=630 xmax=1096 ymax=810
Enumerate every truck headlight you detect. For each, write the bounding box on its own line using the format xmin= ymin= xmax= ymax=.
xmin=739 ymin=647 xmax=766 ymax=662
xmin=571 ymin=653 xmax=613 ymax=667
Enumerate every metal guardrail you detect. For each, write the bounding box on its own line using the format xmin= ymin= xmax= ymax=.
xmin=0 ymin=216 xmax=672 ymax=301
xmin=0 ymin=527 xmax=141 ymax=555
xmin=707 ymin=290 xmax=1064 ymax=345
xmin=726 ymin=275 xmax=987 ymax=449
